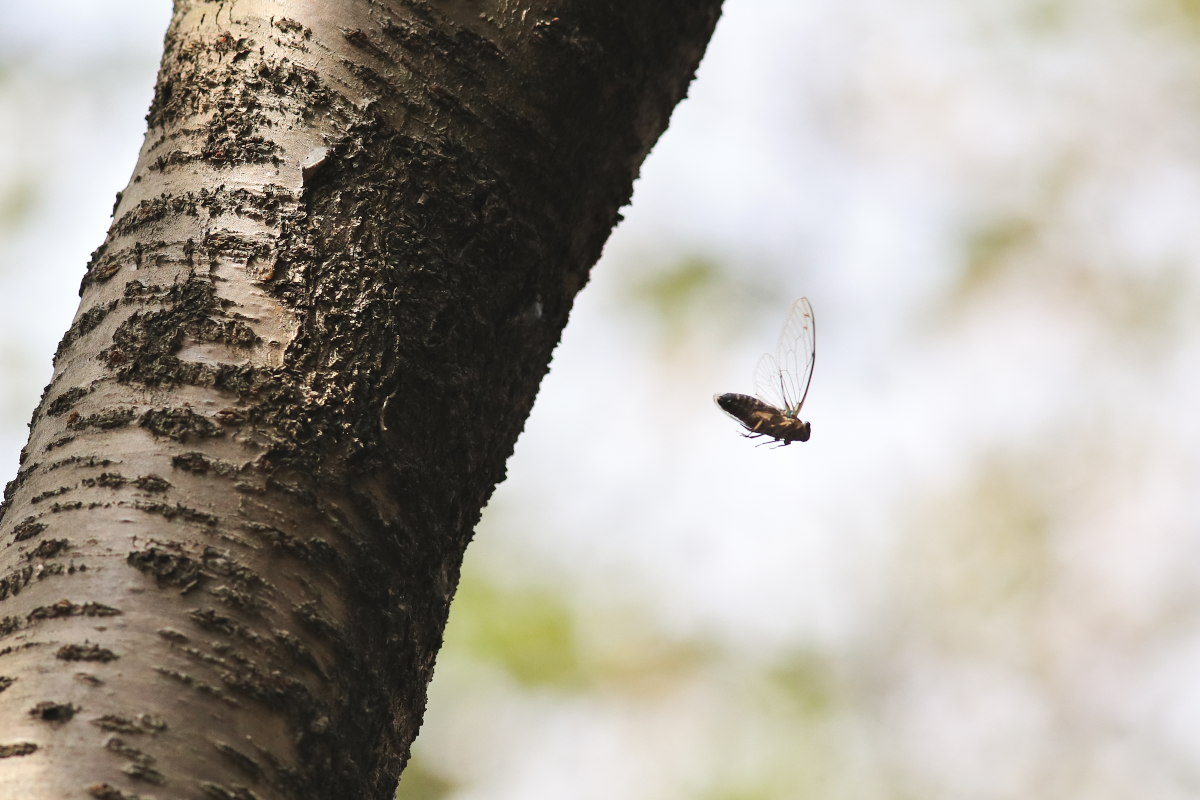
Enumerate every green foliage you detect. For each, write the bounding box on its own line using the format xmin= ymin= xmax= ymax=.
xmin=0 ymin=176 xmax=39 ymax=234
xmin=393 ymin=758 xmax=455 ymax=800
xmin=446 ymin=572 xmax=587 ymax=688
xmin=630 ymin=254 xmax=726 ymax=322
xmin=764 ymin=654 xmax=840 ymax=719
xmin=622 ymin=253 xmax=779 ymax=350
xmin=959 ymin=216 xmax=1037 ymax=295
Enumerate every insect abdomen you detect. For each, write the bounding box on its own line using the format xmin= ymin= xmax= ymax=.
xmin=714 ymin=393 xmax=774 ymax=423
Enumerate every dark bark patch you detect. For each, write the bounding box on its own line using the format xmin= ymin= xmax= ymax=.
xmin=140 ymin=407 xmax=221 ymax=441
xmin=0 ymin=642 xmax=40 ymax=658
xmin=129 ymin=501 xmax=218 ymax=526
xmin=189 ymin=607 xmax=246 ymax=637
xmin=213 ymin=740 xmax=264 ymax=779
xmin=69 ymin=301 xmax=119 ymax=342
xmin=154 ymin=667 xmax=234 ymax=704
xmin=133 ymin=474 xmax=171 ymax=493
xmin=203 ymin=230 xmax=275 ymax=283
xmin=80 ymin=257 xmax=123 ymax=287
xmin=212 ymin=32 xmax=255 ymax=57
xmin=341 ymin=27 xmax=393 ymax=63
xmin=214 ymin=365 xmax=294 ymax=414
xmin=128 ymin=544 xmax=258 ymax=594
xmin=29 ymin=701 xmax=78 ymax=722
xmin=128 ymin=546 xmax=202 ymax=589
xmin=122 ymin=762 xmax=167 ymax=786
xmin=108 ymin=739 xmax=165 ymax=786
xmin=173 ymin=451 xmax=218 ymax=473
xmin=148 ymin=86 xmax=286 ymax=169
xmin=28 ymin=600 xmax=122 ymax=621
xmin=292 ymin=601 xmax=344 ymax=646
xmin=198 ymin=780 xmax=265 ymax=800
xmin=107 ymin=276 xmax=247 ymax=387
xmin=43 ymin=434 xmax=77 ymax=451
xmin=45 ymin=455 xmax=115 ymax=473
xmin=252 ymin=57 xmax=326 ymax=104
xmin=0 ymin=565 xmax=34 ymax=600
xmin=37 ymin=563 xmax=66 ymax=579
xmin=241 ymin=521 xmax=315 ymax=561
xmin=210 ymin=585 xmax=262 ymax=611
xmin=81 ymin=472 xmax=128 ymax=489
xmin=24 ymin=538 xmax=70 ymax=560
xmin=11 ymin=517 xmax=46 ymax=542
xmin=109 ymin=181 xmax=290 ymax=243
xmin=46 ymin=386 xmax=94 ymax=417
xmin=91 ymin=714 xmax=167 ymax=735
xmin=0 ymin=617 xmax=20 ymax=636
xmin=87 ymin=783 xmax=149 ymax=800
xmin=0 ymin=742 xmax=37 ymax=758
xmin=343 ymin=60 xmax=394 ymax=99
xmin=202 ymin=113 xmax=283 ymax=169
xmin=200 ymin=546 xmax=265 ymax=589
xmin=145 ymin=149 xmax=194 ymax=172
xmin=306 ymin=537 xmax=339 ymax=565
xmin=1 ymin=464 xmax=35 ymax=508
xmin=272 ymin=628 xmax=327 ymax=679
xmin=213 ymin=184 xmax=296 ymax=226
xmin=122 ymin=279 xmax=166 ymax=302
xmin=274 ymin=17 xmax=310 ymax=37
xmin=57 ymin=643 xmax=119 ymax=662
xmin=157 ymin=627 xmax=189 ymax=643
xmin=69 ymin=408 xmax=137 ymax=432
xmin=110 ymin=194 xmax=196 ymax=236
xmin=0 ymin=676 xmax=13 ymax=692
xmin=106 ymin=735 xmax=154 ymax=762
xmin=214 ymin=654 xmax=313 ymax=708
xmin=30 ymin=486 xmax=71 ymax=504
xmin=189 ymin=316 xmax=261 ymax=349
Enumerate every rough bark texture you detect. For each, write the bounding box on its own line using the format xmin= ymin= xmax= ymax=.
xmin=0 ymin=1 xmax=722 ymax=798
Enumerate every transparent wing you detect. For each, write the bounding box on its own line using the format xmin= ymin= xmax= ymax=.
xmin=753 ymin=352 xmax=788 ymax=411
xmin=753 ymin=297 xmax=815 ymax=416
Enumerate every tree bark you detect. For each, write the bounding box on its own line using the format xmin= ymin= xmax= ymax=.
xmin=0 ymin=2 xmax=721 ymax=798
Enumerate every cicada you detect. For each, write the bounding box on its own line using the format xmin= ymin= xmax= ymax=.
xmin=714 ymin=297 xmax=815 ymax=447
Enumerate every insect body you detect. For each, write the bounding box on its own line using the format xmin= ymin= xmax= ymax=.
xmin=714 ymin=297 xmax=815 ymax=447
xmin=714 ymin=392 xmax=810 ymax=444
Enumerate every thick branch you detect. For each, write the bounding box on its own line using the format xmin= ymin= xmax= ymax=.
xmin=0 ymin=2 xmax=722 ymax=798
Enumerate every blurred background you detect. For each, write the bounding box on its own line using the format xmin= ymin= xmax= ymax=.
xmin=4 ymin=1 xmax=1200 ymax=798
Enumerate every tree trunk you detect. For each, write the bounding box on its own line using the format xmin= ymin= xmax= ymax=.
xmin=0 ymin=2 xmax=721 ymax=798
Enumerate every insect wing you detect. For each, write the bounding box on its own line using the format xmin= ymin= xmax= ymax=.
xmin=753 ymin=297 xmax=815 ymax=416
xmin=752 ymin=352 xmax=788 ymax=411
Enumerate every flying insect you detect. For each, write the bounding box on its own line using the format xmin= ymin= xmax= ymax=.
xmin=714 ymin=297 xmax=815 ymax=447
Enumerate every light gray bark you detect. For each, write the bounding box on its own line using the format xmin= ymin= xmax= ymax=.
xmin=0 ymin=1 xmax=722 ymax=798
